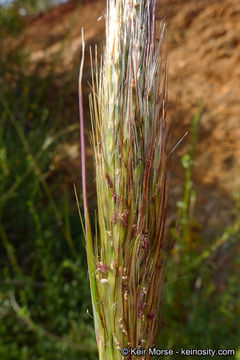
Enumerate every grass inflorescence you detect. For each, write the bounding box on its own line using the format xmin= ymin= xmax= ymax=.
xmin=80 ymin=1 xmax=169 ymax=358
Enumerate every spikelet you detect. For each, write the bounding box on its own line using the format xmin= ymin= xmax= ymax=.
xmin=81 ymin=1 xmax=169 ymax=358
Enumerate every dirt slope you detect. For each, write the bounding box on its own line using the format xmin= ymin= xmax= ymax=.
xmin=10 ymin=0 xmax=240 ymax=235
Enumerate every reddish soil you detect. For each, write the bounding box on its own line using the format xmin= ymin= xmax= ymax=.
xmin=8 ymin=0 xmax=240 ymax=237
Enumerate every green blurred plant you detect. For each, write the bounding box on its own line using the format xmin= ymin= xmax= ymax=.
xmin=161 ymin=108 xmax=240 ymax=357
xmin=0 ymin=36 xmax=96 ymax=360
xmin=0 ymin=2 xmax=24 ymax=36
xmin=2 ymin=0 xmax=61 ymax=16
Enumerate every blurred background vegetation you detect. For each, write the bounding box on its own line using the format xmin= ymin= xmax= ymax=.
xmin=0 ymin=0 xmax=240 ymax=359
xmin=1 ymin=0 xmax=62 ymax=15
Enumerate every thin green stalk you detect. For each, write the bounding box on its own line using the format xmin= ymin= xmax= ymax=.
xmin=0 ymin=221 xmax=22 ymax=276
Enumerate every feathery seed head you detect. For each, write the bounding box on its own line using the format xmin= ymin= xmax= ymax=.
xmin=84 ymin=0 xmax=169 ymax=358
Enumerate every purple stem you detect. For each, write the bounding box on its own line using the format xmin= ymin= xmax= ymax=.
xmin=79 ymin=29 xmax=88 ymax=234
